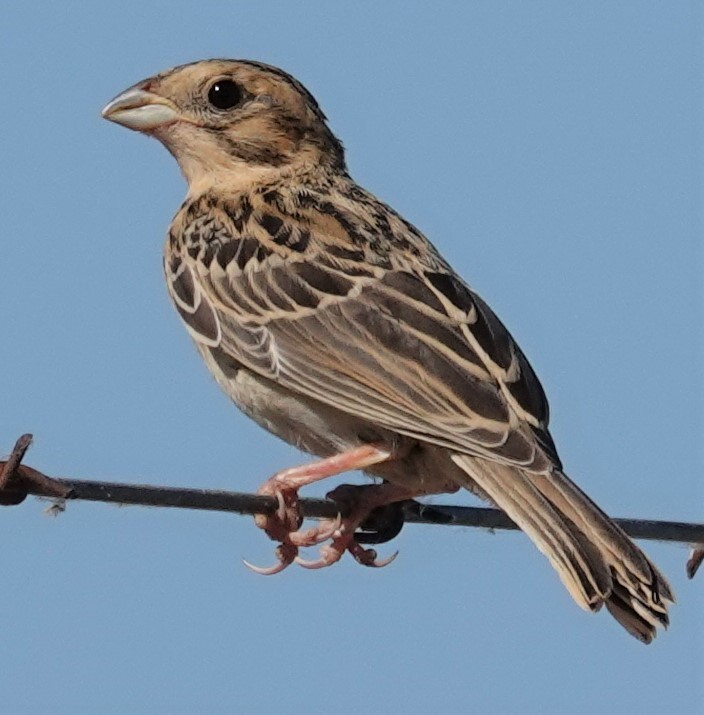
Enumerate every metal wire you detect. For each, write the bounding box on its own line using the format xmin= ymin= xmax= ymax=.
xmin=2 ymin=434 xmax=703 ymax=575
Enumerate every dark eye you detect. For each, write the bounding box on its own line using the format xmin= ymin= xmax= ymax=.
xmin=207 ymin=80 xmax=242 ymax=110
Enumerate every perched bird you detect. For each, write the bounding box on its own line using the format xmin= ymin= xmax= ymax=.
xmin=102 ymin=59 xmax=673 ymax=642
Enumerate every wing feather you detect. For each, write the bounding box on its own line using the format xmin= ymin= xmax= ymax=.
xmin=165 ymin=195 xmax=559 ymax=470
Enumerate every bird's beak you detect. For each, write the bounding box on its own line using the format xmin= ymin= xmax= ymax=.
xmin=101 ymin=87 xmax=179 ymax=132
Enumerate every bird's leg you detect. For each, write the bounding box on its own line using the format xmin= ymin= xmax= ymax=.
xmin=244 ymin=444 xmax=395 ymax=575
xmin=296 ymin=482 xmax=422 ymax=570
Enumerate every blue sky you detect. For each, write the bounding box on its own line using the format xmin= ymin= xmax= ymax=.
xmin=2 ymin=2 xmax=702 ymax=713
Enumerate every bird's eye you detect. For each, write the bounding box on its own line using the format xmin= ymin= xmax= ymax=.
xmin=207 ymin=80 xmax=242 ymax=110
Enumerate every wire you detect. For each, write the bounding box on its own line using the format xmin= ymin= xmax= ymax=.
xmin=2 ymin=434 xmax=702 ymax=576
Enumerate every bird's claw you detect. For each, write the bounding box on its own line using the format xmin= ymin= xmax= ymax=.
xmin=253 ymin=488 xmax=303 ymax=541
xmin=349 ymin=543 xmax=399 ymax=568
xmin=294 ymin=535 xmax=398 ymax=570
xmin=288 ymin=511 xmax=342 ymax=546
xmin=245 ymin=510 xmax=344 ymax=575
xmin=295 ymin=544 xmax=342 ymax=570
xmin=243 ymin=543 xmax=298 ymax=575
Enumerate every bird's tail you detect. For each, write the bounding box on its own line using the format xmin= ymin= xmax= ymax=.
xmin=451 ymin=454 xmax=674 ymax=643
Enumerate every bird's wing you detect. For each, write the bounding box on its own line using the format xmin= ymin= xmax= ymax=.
xmin=165 ymin=195 xmax=559 ymax=471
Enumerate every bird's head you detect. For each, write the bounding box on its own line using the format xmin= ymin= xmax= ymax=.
xmin=102 ymin=59 xmax=345 ymax=192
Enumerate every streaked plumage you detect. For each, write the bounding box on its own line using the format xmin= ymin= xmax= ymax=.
xmin=103 ymin=59 xmax=673 ymax=642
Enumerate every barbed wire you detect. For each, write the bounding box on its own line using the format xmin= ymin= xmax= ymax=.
xmin=2 ymin=433 xmax=703 ymax=577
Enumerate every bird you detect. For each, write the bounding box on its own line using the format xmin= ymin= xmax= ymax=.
xmin=102 ymin=59 xmax=673 ymax=642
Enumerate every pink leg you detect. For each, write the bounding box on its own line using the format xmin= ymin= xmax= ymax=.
xmin=244 ymin=444 xmax=395 ymax=575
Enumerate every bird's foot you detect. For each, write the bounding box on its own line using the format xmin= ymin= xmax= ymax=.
xmin=242 ymin=491 xmax=342 ymax=575
xmin=243 ymin=444 xmax=397 ymax=575
xmin=294 ymin=483 xmax=414 ymax=570
xmin=295 ymin=538 xmax=399 ymax=570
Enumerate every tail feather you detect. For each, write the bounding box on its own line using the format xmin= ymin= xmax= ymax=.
xmin=533 ymin=470 xmax=673 ymax=628
xmin=451 ymin=454 xmax=673 ymax=643
xmin=605 ymin=581 xmax=669 ymax=644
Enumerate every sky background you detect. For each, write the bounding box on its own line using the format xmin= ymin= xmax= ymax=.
xmin=1 ymin=2 xmax=702 ymax=713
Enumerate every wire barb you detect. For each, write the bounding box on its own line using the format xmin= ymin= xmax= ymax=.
xmin=686 ymin=548 xmax=704 ymax=579
xmin=0 ymin=434 xmax=34 ymax=505
xmin=1 ymin=434 xmax=702 ymax=578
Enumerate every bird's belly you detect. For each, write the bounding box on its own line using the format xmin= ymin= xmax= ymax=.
xmin=196 ymin=343 xmax=462 ymax=494
xmin=197 ymin=344 xmax=396 ymax=457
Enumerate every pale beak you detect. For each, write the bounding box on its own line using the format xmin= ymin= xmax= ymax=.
xmin=101 ymin=87 xmax=179 ymax=131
